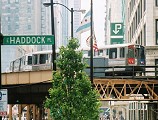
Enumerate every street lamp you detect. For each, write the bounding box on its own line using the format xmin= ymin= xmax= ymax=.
xmin=43 ymin=0 xmax=85 ymax=71
xmin=43 ymin=2 xmax=85 ymax=38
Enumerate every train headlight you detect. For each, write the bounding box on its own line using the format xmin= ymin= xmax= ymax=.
xmin=128 ymin=58 xmax=135 ymax=64
xmin=140 ymin=61 xmax=145 ymax=65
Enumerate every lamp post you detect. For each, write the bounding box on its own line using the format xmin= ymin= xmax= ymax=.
xmin=43 ymin=1 xmax=85 ymax=71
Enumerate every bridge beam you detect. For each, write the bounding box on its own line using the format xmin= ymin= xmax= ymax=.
xmin=94 ymin=79 xmax=158 ymax=101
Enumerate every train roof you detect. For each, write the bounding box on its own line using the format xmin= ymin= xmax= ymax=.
xmin=80 ymin=43 xmax=144 ymax=50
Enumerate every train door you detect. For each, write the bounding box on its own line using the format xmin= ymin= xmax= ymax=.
xmin=109 ymin=48 xmax=117 ymax=59
xmin=32 ymin=54 xmax=39 ymax=65
xmin=135 ymin=45 xmax=145 ymax=66
xmin=127 ymin=45 xmax=135 ymax=65
xmin=127 ymin=45 xmax=145 ymax=66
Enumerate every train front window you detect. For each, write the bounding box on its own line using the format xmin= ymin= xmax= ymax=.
xmin=128 ymin=46 xmax=135 ymax=58
xmin=40 ymin=54 xmax=48 ymax=64
xmin=109 ymin=48 xmax=117 ymax=59
xmin=140 ymin=47 xmax=145 ymax=59
xmin=135 ymin=46 xmax=145 ymax=59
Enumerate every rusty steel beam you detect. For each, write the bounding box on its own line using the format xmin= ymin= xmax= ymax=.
xmin=94 ymin=79 xmax=158 ymax=101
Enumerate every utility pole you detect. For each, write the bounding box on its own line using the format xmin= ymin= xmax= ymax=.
xmin=90 ymin=0 xmax=93 ymax=84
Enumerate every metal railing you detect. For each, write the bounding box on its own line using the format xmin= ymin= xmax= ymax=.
xmin=85 ymin=65 xmax=158 ymax=79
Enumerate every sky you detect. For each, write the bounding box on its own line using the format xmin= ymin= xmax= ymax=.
xmin=80 ymin=0 xmax=106 ymax=48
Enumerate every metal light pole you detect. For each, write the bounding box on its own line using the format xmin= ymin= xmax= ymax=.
xmin=50 ymin=0 xmax=56 ymax=71
xmin=90 ymin=0 xmax=94 ymax=84
xmin=71 ymin=8 xmax=73 ymax=38
xmin=43 ymin=2 xmax=85 ymax=71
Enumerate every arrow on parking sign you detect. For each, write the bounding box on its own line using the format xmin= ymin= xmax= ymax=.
xmin=113 ymin=24 xmax=122 ymax=34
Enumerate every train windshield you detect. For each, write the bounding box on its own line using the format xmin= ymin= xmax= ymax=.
xmin=33 ymin=55 xmax=38 ymax=65
xmin=128 ymin=45 xmax=135 ymax=58
xmin=28 ymin=56 xmax=32 ymax=65
xmin=135 ymin=46 xmax=145 ymax=59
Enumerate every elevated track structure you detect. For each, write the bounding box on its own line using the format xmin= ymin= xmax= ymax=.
xmin=1 ymin=65 xmax=158 ymax=103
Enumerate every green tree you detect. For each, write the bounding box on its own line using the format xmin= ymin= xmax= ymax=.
xmin=45 ymin=38 xmax=100 ymax=120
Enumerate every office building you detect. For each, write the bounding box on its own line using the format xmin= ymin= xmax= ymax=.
xmin=125 ymin=0 xmax=158 ymax=66
xmin=1 ymin=0 xmax=82 ymax=72
xmin=106 ymin=0 xmax=125 ymax=45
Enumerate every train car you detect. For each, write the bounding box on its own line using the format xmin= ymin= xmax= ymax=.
xmin=9 ymin=43 xmax=145 ymax=76
xmin=31 ymin=50 xmax=53 ymax=71
xmin=101 ymin=43 xmax=145 ymax=75
xmin=83 ymin=43 xmax=146 ymax=76
xmin=9 ymin=53 xmax=32 ymax=72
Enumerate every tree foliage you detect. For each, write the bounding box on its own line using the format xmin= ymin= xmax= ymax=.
xmin=44 ymin=38 xmax=100 ymax=120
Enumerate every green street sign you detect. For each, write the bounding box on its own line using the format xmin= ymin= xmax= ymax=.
xmin=111 ymin=23 xmax=123 ymax=36
xmin=111 ymin=38 xmax=123 ymax=44
xmin=3 ymin=35 xmax=54 ymax=45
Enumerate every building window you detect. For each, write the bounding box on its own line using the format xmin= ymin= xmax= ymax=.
xmin=15 ymin=24 xmax=19 ymax=29
xmin=144 ymin=24 xmax=146 ymax=46
xmin=144 ymin=0 xmax=146 ymax=11
xmin=156 ymin=20 xmax=158 ymax=45
xmin=15 ymin=16 xmax=19 ymax=21
xmin=27 ymin=7 xmax=31 ymax=13
xmin=8 ymin=24 xmax=11 ymax=31
xmin=28 ymin=0 xmax=31 ymax=3
xmin=15 ymin=0 xmax=19 ymax=3
xmin=156 ymin=0 xmax=158 ymax=6
xmin=7 ymin=16 xmax=11 ymax=22
xmin=28 ymin=25 xmax=31 ymax=30
xmin=7 ymin=7 xmax=11 ymax=13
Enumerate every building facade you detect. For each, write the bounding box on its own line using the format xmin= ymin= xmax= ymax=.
xmin=106 ymin=0 xmax=125 ymax=45
xmin=1 ymin=0 xmax=82 ymax=72
xmin=126 ymin=0 xmax=158 ymax=66
xmin=1 ymin=0 xmax=39 ymax=72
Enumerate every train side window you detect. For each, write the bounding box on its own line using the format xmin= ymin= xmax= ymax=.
xmin=21 ymin=57 xmax=25 ymax=67
xmin=120 ymin=47 xmax=125 ymax=58
xmin=98 ymin=49 xmax=103 ymax=56
xmin=28 ymin=56 xmax=32 ymax=65
xmin=40 ymin=54 xmax=48 ymax=64
xmin=106 ymin=49 xmax=109 ymax=55
xmin=10 ymin=62 xmax=13 ymax=71
xmin=33 ymin=55 xmax=38 ymax=65
xmin=109 ymin=48 xmax=117 ymax=59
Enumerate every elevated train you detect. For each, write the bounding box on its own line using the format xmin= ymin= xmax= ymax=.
xmin=8 ymin=43 xmax=146 ymax=76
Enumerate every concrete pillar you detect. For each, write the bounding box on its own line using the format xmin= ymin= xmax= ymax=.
xmin=39 ymin=106 xmax=42 ymax=120
xmin=18 ymin=104 xmax=22 ymax=120
xmin=36 ymin=106 xmax=40 ymax=120
xmin=48 ymin=109 xmax=51 ymax=120
xmin=33 ymin=105 xmax=36 ymax=120
xmin=26 ymin=105 xmax=30 ymax=120
xmin=148 ymin=104 xmax=156 ymax=120
xmin=9 ymin=104 xmax=12 ymax=120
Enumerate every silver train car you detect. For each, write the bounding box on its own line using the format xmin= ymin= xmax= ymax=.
xmin=9 ymin=43 xmax=146 ymax=76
